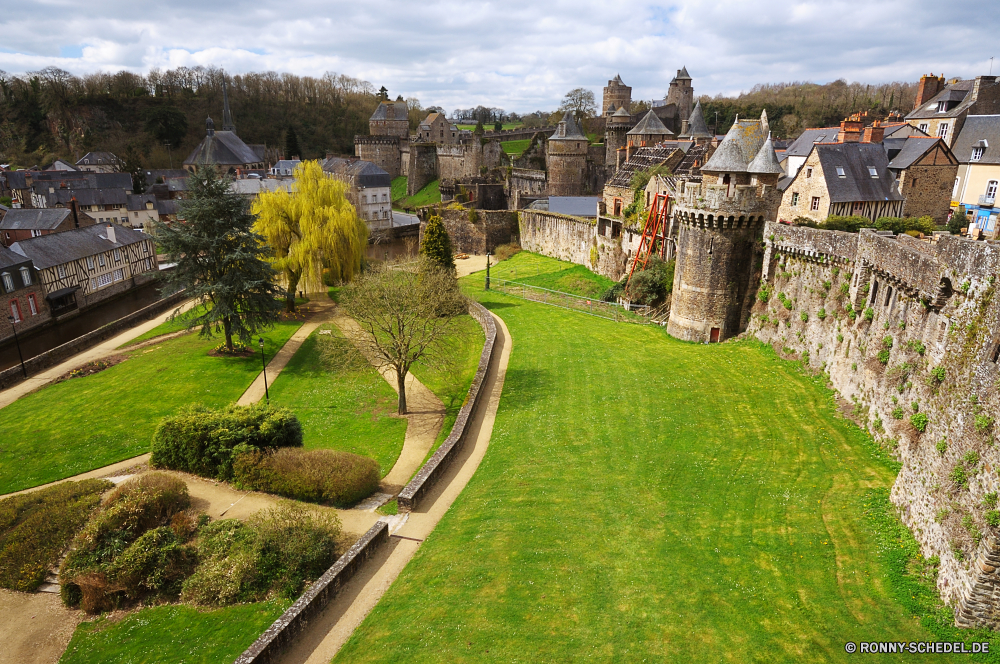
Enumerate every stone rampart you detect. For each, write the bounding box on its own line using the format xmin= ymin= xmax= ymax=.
xmin=750 ymin=220 xmax=1000 ymax=627
xmin=419 ymin=209 xmax=516 ymax=255
xmin=407 ymin=143 xmax=438 ymax=196
xmin=519 ymin=210 xmax=644 ymax=281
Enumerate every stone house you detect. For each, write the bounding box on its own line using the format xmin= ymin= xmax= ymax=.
xmin=10 ymin=224 xmax=157 ymax=318
xmin=416 ymin=112 xmax=461 ymax=144
xmin=369 ymin=100 xmax=409 ymax=138
xmin=125 ymin=194 xmax=160 ymax=230
xmin=0 ymin=207 xmax=96 ymax=247
xmin=905 ymin=74 xmax=1000 ymax=149
xmin=0 ymin=245 xmax=49 ymax=340
xmin=884 ymin=136 xmax=958 ymax=223
xmin=777 ymin=141 xmax=904 ymax=224
xmin=951 ymin=114 xmax=1000 ymax=235
xmin=75 ymin=152 xmax=119 ymax=173
xmin=321 ymin=158 xmax=394 ymax=230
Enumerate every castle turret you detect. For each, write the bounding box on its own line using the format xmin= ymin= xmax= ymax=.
xmin=546 ymin=112 xmax=589 ymax=196
xmin=678 ymin=100 xmax=713 ymax=144
xmin=664 ymin=67 xmax=694 ymax=127
xmin=604 ymin=105 xmax=634 ymax=168
xmin=602 ymin=74 xmax=632 ymax=117
xmin=626 ymin=110 xmax=674 ymax=148
xmin=666 ymin=112 xmax=782 ymax=343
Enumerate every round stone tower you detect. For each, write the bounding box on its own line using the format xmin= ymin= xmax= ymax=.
xmin=602 ymin=74 xmax=632 ymax=117
xmin=666 ymin=116 xmax=783 ymax=343
xmin=604 ymin=106 xmax=634 ymax=168
xmin=546 ymin=112 xmax=589 ymax=196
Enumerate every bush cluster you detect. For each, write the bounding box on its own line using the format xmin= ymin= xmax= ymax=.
xmin=151 ymin=403 xmax=303 ymax=480
xmin=60 ymin=473 xmax=195 ymax=612
xmin=601 ymin=257 xmax=674 ymax=306
xmin=0 ymin=479 xmax=112 ymax=592
xmin=181 ymin=503 xmax=340 ymax=606
xmin=799 ymin=215 xmax=937 ymax=235
xmin=234 ymin=448 xmax=380 ymax=507
xmin=493 ymin=242 xmax=521 ymax=262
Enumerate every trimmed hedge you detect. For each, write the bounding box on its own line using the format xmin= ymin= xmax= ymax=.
xmin=0 ymin=479 xmax=113 ymax=592
xmin=60 ymin=472 xmax=194 ymax=612
xmin=234 ymin=448 xmax=380 ymax=507
xmin=151 ymin=403 xmax=303 ymax=480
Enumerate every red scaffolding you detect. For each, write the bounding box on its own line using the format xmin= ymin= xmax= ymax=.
xmin=624 ymin=192 xmax=670 ymax=297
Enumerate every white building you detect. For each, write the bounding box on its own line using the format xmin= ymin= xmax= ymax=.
xmin=321 ymin=158 xmax=393 ymax=230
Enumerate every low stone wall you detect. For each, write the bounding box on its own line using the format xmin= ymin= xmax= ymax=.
xmin=397 ymin=300 xmax=497 ymax=512
xmin=233 ymin=520 xmax=389 ymax=664
xmin=418 ymin=209 xmax=516 ymax=255
xmin=0 ymin=288 xmax=187 ymax=391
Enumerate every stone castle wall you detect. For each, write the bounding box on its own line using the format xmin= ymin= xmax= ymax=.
xmin=419 ymin=208 xmax=516 ymax=255
xmin=519 ymin=210 xmax=644 ymax=282
xmin=407 ymin=143 xmax=438 ymax=195
xmin=355 ymin=136 xmax=402 ymax=179
xmin=749 ymin=221 xmax=1000 ymax=627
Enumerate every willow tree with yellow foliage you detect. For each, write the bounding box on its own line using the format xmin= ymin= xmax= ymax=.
xmin=252 ymin=160 xmax=368 ymax=311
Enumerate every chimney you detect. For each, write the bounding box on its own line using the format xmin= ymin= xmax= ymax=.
xmin=837 ymin=114 xmax=864 ymax=143
xmin=71 ymin=197 xmax=80 ymax=227
xmin=106 ymin=223 xmax=116 ymax=244
xmin=914 ymin=74 xmax=946 ymax=110
xmin=862 ymin=121 xmax=885 ymax=144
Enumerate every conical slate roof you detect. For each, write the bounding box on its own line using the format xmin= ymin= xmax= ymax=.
xmin=550 ymin=111 xmax=586 ymax=140
xmin=680 ymin=100 xmax=712 ymax=139
xmin=701 ymin=123 xmax=748 ymax=172
xmin=676 ymin=66 xmax=691 ymax=79
xmin=613 ymin=105 xmax=631 ymax=117
xmin=613 ymin=74 xmax=624 ymax=85
xmin=627 ymin=109 xmax=673 ymax=136
xmin=747 ymin=134 xmax=784 ymax=174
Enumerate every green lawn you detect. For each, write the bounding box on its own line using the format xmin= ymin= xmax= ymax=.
xmin=119 ymin=303 xmax=208 ymax=348
xmin=391 ymin=176 xmax=407 ymax=204
xmin=489 ymin=250 xmax=615 ymax=299
xmin=59 ymin=600 xmax=289 ymax=664
xmin=268 ymin=325 xmax=408 ymax=476
xmin=334 ymin=279 xmax=959 ymax=662
xmin=500 ymin=139 xmax=531 ymax=157
xmin=0 ymin=319 xmax=303 ymax=495
xmin=396 ymin=180 xmax=441 ymax=210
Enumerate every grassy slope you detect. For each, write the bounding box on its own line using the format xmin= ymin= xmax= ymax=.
xmin=489 ymin=250 xmax=615 ymax=299
xmin=397 ymin=180 xmax=441 ymax=210
xmin=268 ymin=326 xmax=408 ymax=477
xmin=390 ymin=176 xmax=407 ymax=204
xmin=59 ymin=600 xmax=288 ymax=664
xmin=0 ymin=319 xmax=303 ymax=494
xmin=500 ymin=139 xmax=530 ymax=157
xmin=335 ymin=270 xmax=944 ymax=662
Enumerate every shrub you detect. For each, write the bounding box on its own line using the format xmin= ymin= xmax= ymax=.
xmin=962 ymin=514 xmax=983 ymax=544
xmin=928 ymin=366 xmax=945 ymax=384
xmin=839 ymin=282 xmax=850 ymax=297
xmin=964 ymin=450 xmax=980 ymax=466
xmin=822 ymin=280 xmax=832 ymax=291
xmin=908 ymin=340 xmax=926 ymax=355
xmin=493 ymin=242 xmax=521 ymax=262
xmin=864 ymin=307 xmax=874 ymax=321
xmin=983 ymin=492 xmax=998 ymax=509
xmin=60 ymin=473 xmax=192 ymax=612
xmin=987 ymin=511 xmax=1000 ymax=527
xmin=976 ymin=415 xmax=994 ymax=433
xmin=181 ymin=503 xmax=340 ymax=606
xmin=757 ymin=281 xmax=771 ymax=304
xmin=910 ymin=412 xmax=929 ymax=433
xmin=233 ymin=448 xmax=380 ymax=507
xmin=892 ymin=407 xmax=904 ymax=420
xmin=0 ymin=480 xmax=112 ymax=592
xmin=800 ymin=311 xmax=808 ymax=322
xmin=817 ymin=308 xmax=827 ymax=320
xmin=420 ymin=215 xmax=455 ymax=271
xmin=911 ymin=401 xmax=920 ymax=413
xmin=151 ymin=403 xmax=303 ymax=480
xmin=626 ymin=257 xmax=674 ymax=305
xmin=951 ymin=465 xmax=969 ymax=489
xmin=877 ymin=349 xmax=890 ymax=365
xmin=936 ymin=439 xmax=948 ymax=456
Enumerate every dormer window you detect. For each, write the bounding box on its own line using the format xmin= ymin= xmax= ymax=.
xmin=836 ymin=167 xmax=846 ymax=177
xmin=972 ymin=147 xmax=985 ymax=162
xmin=1 ymin=273 xmax=13 ymax=293
xmin=937 ymin=101 xmax=949 ymax=113
xmin=868 ymin=167 xmax=879 ymax=178
xmin=19 ymin=267 xmax=30 ymax=286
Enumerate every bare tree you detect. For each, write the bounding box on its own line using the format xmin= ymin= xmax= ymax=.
xmin=559 ymin=88 xmax=597 ymax=119
xmin=332 ymin=260 xmax=467 ymax=414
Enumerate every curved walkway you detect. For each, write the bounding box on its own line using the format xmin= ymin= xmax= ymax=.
xmin=276 ymin=310 xmax=511 ymax=664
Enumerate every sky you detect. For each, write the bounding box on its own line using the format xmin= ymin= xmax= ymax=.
xmin=1 ymin=0 xmax=998 ymax=114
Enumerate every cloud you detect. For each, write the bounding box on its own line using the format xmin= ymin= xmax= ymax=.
xmin=1 ymin=0 xmax=998 ymax=112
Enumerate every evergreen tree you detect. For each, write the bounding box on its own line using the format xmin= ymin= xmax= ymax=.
xmin=153 ymin=166 xmax=281 ymax=351
xmin=420 ymin=215 xmax=455 ymax=272
xmin=377 ymin=86 xmax=389 ymax=101
xmin=284 ymin=127 xmax=301 ymax=160
xmin=948 ymin=211 xmax=967 ymax=235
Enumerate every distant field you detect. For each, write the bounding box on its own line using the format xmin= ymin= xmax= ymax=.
xmin=457 ymin=123 xmax=523 ymax=132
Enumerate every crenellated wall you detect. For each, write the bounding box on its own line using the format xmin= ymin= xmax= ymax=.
xmin=749 ymin=222 xmax=1000 ymax=627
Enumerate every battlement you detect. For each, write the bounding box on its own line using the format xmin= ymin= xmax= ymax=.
xmin=672 ymin=180 xmax=780 ymax=220
xmin=355 ymin=135 xmax=401 ymax=146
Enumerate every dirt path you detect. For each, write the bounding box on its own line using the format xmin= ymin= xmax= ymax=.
xmin=455 ymin=254 xmax=489 ymax=278
xmin=0 ymin=590 xmax=85 ymax=664
xmin=276 ymin=311 xmax=511 ymax=664
xmin=0 ymin=298 xmax=196 ymax=411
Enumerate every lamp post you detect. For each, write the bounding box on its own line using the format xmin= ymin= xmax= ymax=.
xmin=485 ymin=249 xmax=492 ymax=290
xmin=258 ymin=337 xmax=269 ymax=404
xmin=8 ymin=315 xmax=26 ymax=378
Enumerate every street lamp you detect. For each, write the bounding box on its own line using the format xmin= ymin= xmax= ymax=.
xmin=8 ymin=315 xmax=26 ymax=378
xmin=258 ymin=337 xmax=269 ymax=404
xmin=485 ymin=249 xmax=492 ymax=290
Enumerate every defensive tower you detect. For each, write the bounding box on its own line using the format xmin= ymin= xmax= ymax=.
xmin=602 ymin=74 xmax=632 ymax=116
xmin=546 ymin=112 xmax=589 ymax=195
xmin=604 ymin=106 xmax=634 ymax=168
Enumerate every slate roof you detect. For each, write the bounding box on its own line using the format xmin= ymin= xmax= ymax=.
xmin=39 ymin=188 xmax=129 ymax=208
xmin=951 ymin=114 xmax=1000 ymax=164
xmin=76 ymin=151 xmax=119 ymax=167
xmin=612 ymin=105 xmax=631 ymax=118
xmin=607 ymin=147 xmax=682 ymax=187
xmin=548 ymin=196 xmax=600 ymax=217
xmin=674 ymin=142 xmax=713 ymax=176
xmin=906 ymin=79 xmax=976 ymax=120
xmin=0 ymin=245 xmax=31 ymax=270
xmin=549 ymin=111 xmax=586 ymax=140
xmin=612 ymin=74 xmax=625 ymax=85
xmin=144 ymin=169 xmax=188 ymax=187
xmin=229 ymin=179 xmax=294 ymax=196
xmin=679 ymin=100 xmax=712 ymax=139
xmin=321 ymin=158 xmax=392 ymax=188
xmin=11 ymin=224 xmax=148 ymax=269
xmin=747 ymin=135 xmax=784 ymax=174
xmin=627 ymin=110 xmax=674 ymax=136
xmin=883 ymin=123 xmax=921 ymax=138
xmin=370 ymin=101 xmax=408 ymax=122
xmin=676 ymin=66 xmax=691 ymax=79
xmin=784 ymin=127 xmax=841 ymax=157
xmin=184 ymin=117 xmax=262 ymax=168
xmin=7 ymin=171 xmax=132 ymax=191
xmin=886 ymin=137 xmax=948 ymax=170
xmin=812 ymin=143 xmax=904 ymax=203
xmin=156 ymin=199 xmax=181 ymax=216
xmin=126 ymin=194 xmax=158 ymax=211
xmin=702 ymin=115 xmax=769 ymax=173
xmin=0 ymin=208 xmax=71 ymax=231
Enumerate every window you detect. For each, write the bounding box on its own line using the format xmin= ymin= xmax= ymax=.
xmin=9 ymin=300 xmax=21 ymax=323
xmin=19 ymin=267 xmax=30 ymax=286
xmin=362 ymin=195 xmax=367 ymax=204
xmin=791 ymin=192 xmax=799 ymax=207
xmin=836 ymin=167 xmax=846 ymax=177
xmin=938 ymin=123 xmax=949 ymax=140
xmin=27 ymin=294 xmax=37 ymax=316
xmin=383 ymin=211 xmax=389 ymax=219
xmin=113 ymin=249 xmax=121 ymax=262
xmin=937 ymin=101 xmax=948 ymax=113
xmin=972 ymin=147 xmax=984 ymax=161
xmin=806 ymin=168 xmax=813 ymax=178
xmin=918 ymin=123 xmax=929 ymax=133
xmin=98 ymin=254 xmax=105 ymax=268
xmin=868 ymin=167 xmax=879 ymax=178
xmin=1 ymin=273 xmax=12 ymax=293
xmin=30 ymin=229 xmax=42 ymax=238
xmin=87 ymin=257 xmax=94 ymax=269
xmin=112 ymin=269 xmax=123 ymax=282
xmin=57 ymin=265 xmax=66 ymax=279
xmin=987 ymin=180 xmax=999 ymax=199
xmin=95 ymin=272 xmax=113 ymax=288
xmin=810 ymin=196 xmax=820 ymax=211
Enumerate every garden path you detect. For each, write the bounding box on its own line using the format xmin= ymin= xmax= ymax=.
xmin=275 ymin=311 xmax=511 ymax=664
xmin=0 ymin=298 xmax=197 ymax=410
xmin=0 ymin=589 xmax=85 ymax=664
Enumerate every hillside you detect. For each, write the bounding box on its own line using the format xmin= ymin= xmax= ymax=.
xmin=0 ymin=66 xmax=382 ymax=169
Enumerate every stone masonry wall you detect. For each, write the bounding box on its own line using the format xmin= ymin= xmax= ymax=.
xmin=519 ymin=210 xmax=640 ymax=282
xmin=749 ymin=221 xmax=1000 ymax=627
xmin=898 ymin=161 xmax=958 ymax=225
xmin=419 ymin=208 xmax=516 ymax=255
xmin=407 ymin=143 xmax=438 ymax=196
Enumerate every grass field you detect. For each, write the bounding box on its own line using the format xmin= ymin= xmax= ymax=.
xmin=489 ymin=250 xmax=615 ymax=299
xmin=391 ymin=176 xmax=407 ymax=204
xmin=59 ymin=600 xmax=289 ymax=664
xmin=332 ymin=258 xmax=972 ymax=662
xmin=500 ymin=139 xmax=531 ymax=157
xmin=268 ymin=325 xmax=408 ymax=476
xmin=0 ymin=319 xmax=303 ymax=495
xmin=395 ymin=180 xmax=440 ymax=211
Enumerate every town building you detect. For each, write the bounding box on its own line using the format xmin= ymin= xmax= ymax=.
xmin=905 ymin=74 xmax=1000 ymax=149
xmin=75 ymin=152 xmax=120 ymax=173
xmin=125 ymin=194 xmax=159 ymax=230
xmin=0 ymin=207 xmax=96 ymax=247
xmin=781 ymin=120 xmax=925 ymax=180
xmin=46 ymin=159 xmax=78 ymax=172
xmin=416 ymin=112 xmax=462 ymax=144
xmin=368 ymin=100 xmax=410 ymax=138
xmin=270 ymin=159 xmax=301 ymax=177
xmin=884 ymin=136 xmax=958 ymax=223
xmin=951 ymin=115 xmax=1000 ymax=235
xmin=602 ymin=146 xmax=684 ymax=217
xmin=322 ymin=158 xmax=394 ymax=229
xmin=184 ymin=78 xmax=264 ymax=174
xmin=4 ymin=171 xmax=132 ymax=209
xmin=0 ymin=245 xmax=49 ymax=340
xmin=10 ymin=224 xmax=157 ymax=317
xmin=626 ymin=110 xmax=674 ymax=149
